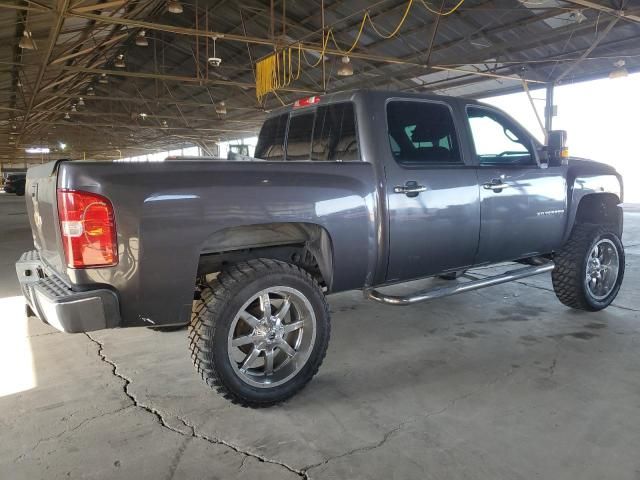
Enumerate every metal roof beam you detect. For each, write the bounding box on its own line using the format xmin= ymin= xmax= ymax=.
xmin=555 ymin=16 xmax=619 ymax=82
xmin=58 ymin=65 xmax=317 ymax=94
xmin=563 ymin=0 xmax=640 ymax=24
xmin=17 ymin=0 xmax=71 ymax=143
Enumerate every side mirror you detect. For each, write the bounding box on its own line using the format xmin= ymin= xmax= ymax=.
xmin=546 ymin=130 xmax=569 ymax=166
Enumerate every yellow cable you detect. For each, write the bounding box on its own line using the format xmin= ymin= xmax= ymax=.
xmin=256 ymin=42 xmax=304 ymax=101
xmin=420 ymin=0 xmax=465 ymax=16
xmin=255 ymin=0 xmax=467 ymax=101
xmin=367 ymin=0 xmax=415 ymax=39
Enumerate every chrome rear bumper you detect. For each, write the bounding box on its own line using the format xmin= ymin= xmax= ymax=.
xmin=16 ymin=250 xmax=120 ymax=333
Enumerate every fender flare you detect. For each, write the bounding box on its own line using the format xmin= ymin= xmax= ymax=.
xmin=564 ymin=173 xmax=623 ymax=242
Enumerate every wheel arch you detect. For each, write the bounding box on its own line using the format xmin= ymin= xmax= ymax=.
xmin=567 ymin=192 xmax=623 ymax=240
xmin=564 ymin=171 xmax=623 ymax=243
xmin=197 ymin=222 xmax=335 ymax=290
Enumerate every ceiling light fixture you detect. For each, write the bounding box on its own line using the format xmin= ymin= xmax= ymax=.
xmin=25 ymin=147 xmax=50 ymax=154
xmin=609 ymin=59 xmax=629 ymax=79
xmin=19 ymin=30 xmax=36 ymax=50
xmin=215 ymin=101 xmax=227 ymax=115
xmin=568 ymin=10 xmax=587 ymax=24
xmin=337 ymin=56 xmax=354 ymax=77
xmin=139 ymin=112 xmax=148 ymax=119
xmin=64 ymin=112 xmax=71 ymax=120
xmin=77 ymin=97 xmax=85 ymax=107
xmin=161 ymin=120 xmax=168 ymax=128
xmin=71 ymin=104 xmax=77 ymax=112
xmin=114 ymin=54 xmax=126 ymax=68
xmin=86 ymin=87 xmax=95 ymax=96
xmin=208 ymin=36 xmax=222 ymax=67
xmin=136 ymin=30 xmax=149 ymax=47
xmin=167 ymin=0 xmax=183 ymax=14
xmin=98 ymin=73 xmax=109 ymax=84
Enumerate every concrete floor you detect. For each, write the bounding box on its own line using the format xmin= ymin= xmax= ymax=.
xmin=1 ymin=191 xmax=639 ymax=480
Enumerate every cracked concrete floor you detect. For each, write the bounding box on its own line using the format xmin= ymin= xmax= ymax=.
xmin=1 ymin=192 xmax=639 ymax=480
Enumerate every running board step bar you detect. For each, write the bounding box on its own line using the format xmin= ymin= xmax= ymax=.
xmin=365 ymin=263 xmax=554 ymax=306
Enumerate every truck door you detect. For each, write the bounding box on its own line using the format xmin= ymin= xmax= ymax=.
xmin=384 ymin=100 xmax=480 ymax=282
xmin=466 ymin=105 xmax=567 ymax=264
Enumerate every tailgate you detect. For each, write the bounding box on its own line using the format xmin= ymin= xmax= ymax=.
xmin=25 ymin=161 xmax=67 ymax=275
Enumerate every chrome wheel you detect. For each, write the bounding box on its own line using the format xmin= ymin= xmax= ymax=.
xmin=227 ymin=286 xmax=316 ymax=388
xmin=585 ymin=239 xmax=620 ymax=301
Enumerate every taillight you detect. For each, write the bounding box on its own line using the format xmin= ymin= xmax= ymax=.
xmin=57 ymin=189 xmax=118 ymax=268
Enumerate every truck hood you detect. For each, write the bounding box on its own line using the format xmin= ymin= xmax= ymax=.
xmin=566 ymin=156 xmax=619 ymax=175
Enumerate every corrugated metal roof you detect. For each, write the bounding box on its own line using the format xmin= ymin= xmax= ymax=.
xmin=1 ymin=0 xmax=639 ymax=165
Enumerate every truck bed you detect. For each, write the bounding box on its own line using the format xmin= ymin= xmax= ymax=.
xmin=25 ymin=159 xmax=378 ymax=328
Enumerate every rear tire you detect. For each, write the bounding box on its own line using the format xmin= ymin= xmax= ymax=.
xmin=188 ymin=259 xmax=330 ymax=407
xmin=552 ymin=224 xmax=624 ymax=311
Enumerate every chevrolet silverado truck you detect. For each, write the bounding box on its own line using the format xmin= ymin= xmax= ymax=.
xmin=16 ymin=90 xmax=625 ymax=407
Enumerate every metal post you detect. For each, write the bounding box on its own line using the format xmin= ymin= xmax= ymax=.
xmin=270 ymin=0 xmax=274 ymax=41
xmin=321 ymin=0 xmax=326 ymax=92
xmin=521 ymin=78 xmax=546 ymax=141
xmin=545 ymin=83 xmax=555 ymax=133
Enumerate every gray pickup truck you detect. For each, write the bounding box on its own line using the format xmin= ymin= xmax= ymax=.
xmin=17 ymin=90 xmax=624 ymax=407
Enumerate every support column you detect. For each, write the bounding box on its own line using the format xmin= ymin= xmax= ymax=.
xmin=545 ymin=83 xmax=555 ymax=133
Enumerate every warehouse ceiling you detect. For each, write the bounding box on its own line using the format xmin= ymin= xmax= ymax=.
xmin=1 ymin=0 xmax=639 ymax=166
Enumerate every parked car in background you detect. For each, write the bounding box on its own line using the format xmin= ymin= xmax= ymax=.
xmin=3 ymin=173 xmax=26 ymax=196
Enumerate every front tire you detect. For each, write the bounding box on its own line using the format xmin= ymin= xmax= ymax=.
xmin=552 ymin=224 xmax=625 ymax=311
xmin=188 ymin=259 xmax=330 ymax=407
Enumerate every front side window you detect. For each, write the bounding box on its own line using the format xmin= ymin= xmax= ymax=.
xmin=467 ymin=106 xmax=534 ymax=165
xmin=311 ymin=103 xmax=359 ymax=161
xmin=386 ymin=101 xmax=461 ymax=165
xmin=255 ymin=114 xmax=287 ymax=160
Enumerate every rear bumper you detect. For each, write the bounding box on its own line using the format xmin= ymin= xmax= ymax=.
xmin=16 ymin=250 xmax=121 ymax=333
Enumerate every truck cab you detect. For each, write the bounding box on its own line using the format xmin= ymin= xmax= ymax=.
xmin=254 ymin=90 xmax=619 ymax=285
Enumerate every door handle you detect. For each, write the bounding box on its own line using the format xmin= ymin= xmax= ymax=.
xmin=394 ymin=182 xmax=427 ymax=197
xmin=483 ymin=179 xmax=510 ymax=192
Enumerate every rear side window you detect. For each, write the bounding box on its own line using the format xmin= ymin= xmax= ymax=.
xmin=286 ymin=112 xmax=314 ymax=161
xmin=386 ymin=101 xmax=461 ymax=165
xmin=311 ymin=103 xmax=359 ymax=161
xmin=255 ymin=114 xmax=287 ymax=160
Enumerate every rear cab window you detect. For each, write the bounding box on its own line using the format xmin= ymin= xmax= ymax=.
xmin=255 ymin=101 xmax=360 ymax=161
xmin=386 ymin=100 xmax=462 ymax=166
xmin=311 ymin=103 xmax=359 ymax=161
xmin=255 ymin=114 xmax=287 ymax=160
xmin=286 ymin=112 xmax=315 ymax=161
